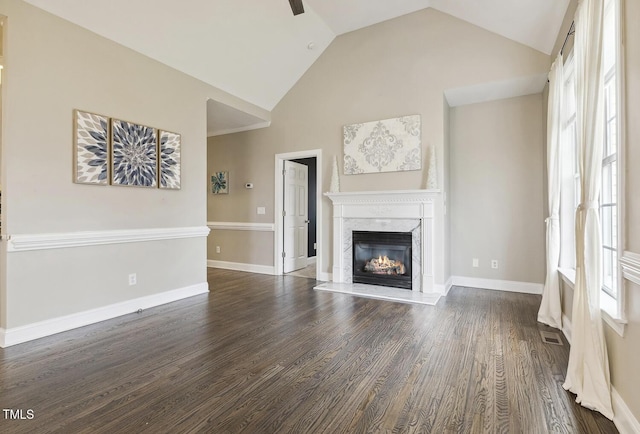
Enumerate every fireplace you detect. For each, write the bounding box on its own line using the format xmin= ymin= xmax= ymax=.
xmin=352 ymin=231 xmax=412 ymax=289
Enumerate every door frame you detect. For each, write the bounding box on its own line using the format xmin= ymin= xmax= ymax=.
xmin=274 ymin=149 xmax=323 ymax=280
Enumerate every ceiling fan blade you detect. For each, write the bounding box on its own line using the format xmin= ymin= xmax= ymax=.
xmin=289 ymin=0 xmax=304 ymax=16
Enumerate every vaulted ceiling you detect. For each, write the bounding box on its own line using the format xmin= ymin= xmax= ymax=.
xmin=23 ymin=0 xmax=570 ymax=134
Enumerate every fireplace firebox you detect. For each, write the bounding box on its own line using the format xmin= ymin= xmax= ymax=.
xmin=352 ymin=231 xmax=412 ymax=289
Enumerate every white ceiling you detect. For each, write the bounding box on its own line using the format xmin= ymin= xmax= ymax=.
xmin=24 ymin=0 xmax=569 ymax=134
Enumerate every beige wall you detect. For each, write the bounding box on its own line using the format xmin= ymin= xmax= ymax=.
xmin=0 ymin=0 xmax=249 ymax=328
xmin=208 ymin=8 xmax=550 ymax=279
xmin=449 ymin=95 xmax=545 ymax=283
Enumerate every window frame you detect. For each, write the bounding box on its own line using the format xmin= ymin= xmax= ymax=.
xmin=600 ymin=0 xmax=626 ymax=333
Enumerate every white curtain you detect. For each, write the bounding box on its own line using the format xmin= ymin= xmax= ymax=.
xmin=538 ymin=53 xmax=564 ymax=329
xmin=563 ymin=0 xmax=613 ymax=420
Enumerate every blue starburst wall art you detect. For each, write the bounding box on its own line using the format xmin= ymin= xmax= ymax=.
xmin=211 ymin=171 xmax=229 ymax=194
xmin=74 ymin=110 xmax=109 ymax=185
xmin=111 ymin=119 xmax=157 ymax=188
xmin=159 ymin=130 xmax=181 ymax=189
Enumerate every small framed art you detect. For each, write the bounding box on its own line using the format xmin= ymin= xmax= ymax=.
xmin=211 ymin=171 xmax=229 ymax=194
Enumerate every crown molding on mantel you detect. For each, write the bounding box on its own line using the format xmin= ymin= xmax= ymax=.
xmin=324 ymin=189 xmax=441 ymax=205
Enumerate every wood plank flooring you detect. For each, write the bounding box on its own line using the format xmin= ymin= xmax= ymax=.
xmin=0 ymin=269 xmax=618 ymax=433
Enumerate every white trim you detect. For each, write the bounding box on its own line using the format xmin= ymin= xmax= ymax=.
xmin=207 ymin=221 xmax=275 ymax=232
xmin=0 ymin=283 xmax=209 ymax=348
xmin=325 ymin=189 xmax=440 ymax=204
xmin=620 ymin=251 xmax=640 ymax=286
xmin=307 ymin=256 xmax=317 ymax=266
xmin=318 ymin=271 xmax=332 ymax=282
xmin=451 ymin=276 xmax=543 ymax=294
xmin=208 ymin=121 xmax=271 ymax=137
xmin=444 ymin=276 xmax=454 ymax=295
xmin=7 ymin=226 xmax=210 ymax=252
xmin=274 ymin=149 xmax=323 ymax=281
xmin=612 ymin=387 xmax=640 ymax=434
xmin=207 ymin=259 xmax=275 ymax=275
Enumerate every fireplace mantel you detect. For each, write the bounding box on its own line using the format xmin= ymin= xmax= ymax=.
xmin=324 ymin=189 xmax=440 ymax=205
xmin=325 ymin=189 xmax=442 ymax=293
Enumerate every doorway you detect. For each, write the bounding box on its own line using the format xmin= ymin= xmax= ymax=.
xmin=274 ymin=150 xmax=323 ymax=281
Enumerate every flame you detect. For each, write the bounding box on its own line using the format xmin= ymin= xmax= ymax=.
xmin=378 ymin=255 xmax=391 ymax=266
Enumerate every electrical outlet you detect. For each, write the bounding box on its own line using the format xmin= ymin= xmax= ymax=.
xmin=491 ymin=260 xmax=499 ymax=269
xmin=216 ymin=246 xmax=221 ymax=253
xmin=128 ymin=273 xmax=137 ymax=286
xmin=472 ymin=258 xmax=479 ymax=268
xmin=257 ymin=207 xmax=265 ymax=215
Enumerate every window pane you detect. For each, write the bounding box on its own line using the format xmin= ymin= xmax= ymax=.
xmin=601 ymin=163 xmax=612 ymax=204
xmin=603 ymin=4 xmax=616 ymax=71
xmin=601 ymin=205 xmax=613 ymax=248
xmin=603 ymin=247 xmax=616 ymax=297
xmin=612 ymin=203 xmax=618 ymax=248
xmin=612 ymin=160 xmax=617 ymax=203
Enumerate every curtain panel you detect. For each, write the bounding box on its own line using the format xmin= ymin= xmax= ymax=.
xmin=538 ymin=53 xmax=564 ymax=329
xmin=562 ymin=0 xmax=613 ymax=420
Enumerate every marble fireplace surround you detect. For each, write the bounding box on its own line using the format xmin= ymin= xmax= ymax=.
xmin=325 ymin=190 xmax=440 ymax=293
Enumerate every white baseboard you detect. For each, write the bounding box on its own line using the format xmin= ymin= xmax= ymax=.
xmin=207 ymin=259 xmax=276 ymax=275
xmin=307 ymin=256 xmax=317 ymax=266
xmin=451 ymin=276 xmax=543 ymax=295
xmin=0 ymin=283 xmax=209 ymax=348
xmin=612 ymin=387 xmax=640 ymax=434
xmin=444 ymin=277 xmax=454 ymax=295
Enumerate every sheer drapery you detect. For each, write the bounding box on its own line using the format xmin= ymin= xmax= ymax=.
xmin=538 ymin=53 xmax=564 ymax=329
xmin=563 ymin=0 xmax=613 ymax=419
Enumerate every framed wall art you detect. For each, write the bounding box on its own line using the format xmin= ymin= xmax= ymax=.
xmin=211 ymin=171 xmax=229 ymax=194
xmin=111 ymin=119 xmax=157 ymax=188
xmin=74 ymin=110 xmax=110 ymax=185
xmin=158 ymin=130 xmax=181 ymax=189
xmin=343 ymin=114 xmax=421 ymax=175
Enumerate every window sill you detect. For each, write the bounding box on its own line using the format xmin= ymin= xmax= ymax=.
xmin=557 ymin=267 xmax=626 ymax=337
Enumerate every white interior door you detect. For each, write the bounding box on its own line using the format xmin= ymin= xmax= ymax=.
xmin=283 ymin=160 xmax=308 ymax=273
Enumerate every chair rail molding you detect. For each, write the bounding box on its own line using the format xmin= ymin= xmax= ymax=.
xmin=620 ymin=251 xmax=640 ymax=286
xmin=207 ymin=221 xmax=275 ymax=232
xmin=7 ymin=226 xmax=210 ymax=252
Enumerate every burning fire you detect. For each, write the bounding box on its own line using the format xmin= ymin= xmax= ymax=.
xmin=365 ymin=255 xmax=406 ymax=275
xmin=378 ymin=255 xmax=391 ymax=266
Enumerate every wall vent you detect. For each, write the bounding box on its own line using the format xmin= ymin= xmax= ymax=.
xmin=540 ymin=330 xmax=563 ymax=346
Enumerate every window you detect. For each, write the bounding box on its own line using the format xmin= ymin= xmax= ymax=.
xmin=558 ymin=0 xmax=625 ymax=330
xmin=559 ymin=54 xmax=578 ymax=270
xmin=600 ymin=0 xmax=623 ymax=320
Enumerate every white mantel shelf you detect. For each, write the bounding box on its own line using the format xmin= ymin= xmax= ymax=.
xmin=324 ymin=189 xmax=441 ymax=204
xmin=326 ymin=189 xmax=444 ymax=294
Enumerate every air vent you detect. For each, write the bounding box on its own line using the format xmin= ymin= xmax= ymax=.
xmin=540 ymin=330 xmax=563 ymax=346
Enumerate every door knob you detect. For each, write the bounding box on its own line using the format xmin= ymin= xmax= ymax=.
xmin=305 ymin=220 xmax=310 ymax=224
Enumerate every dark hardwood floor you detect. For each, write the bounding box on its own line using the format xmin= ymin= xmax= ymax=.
xmin=0 ymin=269 xmax=618 ymax=433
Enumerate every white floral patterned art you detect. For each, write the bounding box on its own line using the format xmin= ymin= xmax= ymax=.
xmin=159 ymin=130 xmax=181 ymax=189
xmin=343 ymin=115 xmax=421 ymax=175
xmin=111 ymin=119 xmax=157 ymax=188
xmin=74 ymin=110 xmax=109 ymax=185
